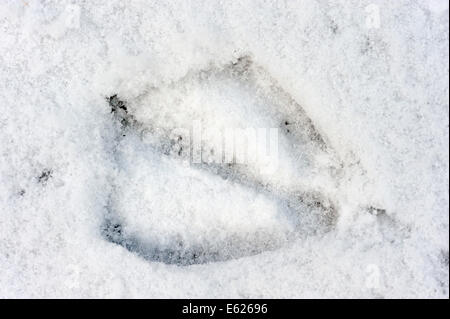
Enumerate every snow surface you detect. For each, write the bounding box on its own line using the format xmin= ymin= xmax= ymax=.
xmin=0 ymin=0 xmax=448 ymax=298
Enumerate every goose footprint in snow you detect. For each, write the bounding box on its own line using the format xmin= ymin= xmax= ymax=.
xmin=102 ymin=56 xmax=344 ymax=266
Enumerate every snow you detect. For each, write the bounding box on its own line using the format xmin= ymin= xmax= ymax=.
xmin=0 ymin=0 xmax=448 ymax=298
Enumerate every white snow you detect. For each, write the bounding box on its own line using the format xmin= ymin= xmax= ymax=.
xmin=0 ymin=0 xmax=448 ymax=298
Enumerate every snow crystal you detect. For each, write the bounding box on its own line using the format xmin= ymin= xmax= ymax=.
xmin=0 ymin=0 xmax=448 ymax=298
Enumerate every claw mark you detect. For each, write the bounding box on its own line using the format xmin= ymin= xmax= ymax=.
xmin=367 ymin=206 xmax=386 ymax=216
xmin=38 ymin=169 xmax=52 ymax=184
xmin=108 ymin=95 xmax=127 ymax=114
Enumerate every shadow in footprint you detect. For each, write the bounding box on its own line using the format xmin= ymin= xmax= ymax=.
xmin=102 ymin=56 xmax=340 ymax=266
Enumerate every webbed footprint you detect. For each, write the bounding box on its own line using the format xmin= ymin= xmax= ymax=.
xmin=103 ymin=56 xmax=343 ymax=265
